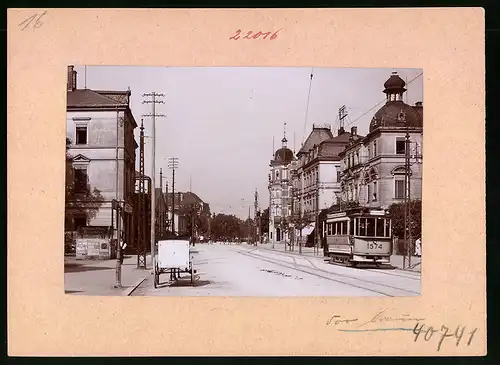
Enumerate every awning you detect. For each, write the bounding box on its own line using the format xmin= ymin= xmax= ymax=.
xmin=301 ymin=223 xmax=315 ymax=237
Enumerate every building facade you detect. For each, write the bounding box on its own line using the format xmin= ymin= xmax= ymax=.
xmin=166 ymin=191 xmax=211 ymax=237
xmin=66 ymin=65 xmax=138 ymax=248
xmin=268 ymin=135 xmax=295 ymax=244
xmin=291 ymin=124 xmax=353 ymax=245
xmin=339 ymin=72 xmax=423 ymax=209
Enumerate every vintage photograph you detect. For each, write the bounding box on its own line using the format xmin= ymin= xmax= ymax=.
xmin=64 ymin=66 xmax=423 ymax=297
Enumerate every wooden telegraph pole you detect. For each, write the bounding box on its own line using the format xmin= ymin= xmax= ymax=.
xmin=136 ymin=119 xmax=147 ymax=269
xmin=142 ymin=92 xmax=165 ymax=276
xmin=168 ymin=157 xmax=179 ymax=235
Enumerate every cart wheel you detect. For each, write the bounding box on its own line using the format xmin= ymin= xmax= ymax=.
xmin=154 ymin=272 xmax=158 ymax=288
xmin=190 ymin=263 xmax=194 ymax=285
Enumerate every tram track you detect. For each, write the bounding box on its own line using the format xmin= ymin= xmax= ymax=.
xmin=256 ymin=245 xmax=420 ymax=281
xmin=232 ymin=247 xmax=419 ymax=297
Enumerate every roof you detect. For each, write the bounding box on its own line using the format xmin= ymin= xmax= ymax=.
xmin=166 ymin=191 xmax=207 ymax=206
xmin=297 ymin=126 xmax=334 ymax=156
xmin=273 ymin=147 xmax=294 ymax=165
xmin=67 ymin=89 xmax=130 ymax=108
xmin=384 ymin=73 xmax=406 ymax=93
xmin=317 ymin=132 xmax=356 ymax=158
xmin=155 ymin=188 xmax=166 ymax=205
xmin=369 ymin=100 xmax=423 ymax=132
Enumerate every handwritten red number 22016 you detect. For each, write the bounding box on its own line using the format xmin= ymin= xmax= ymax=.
xmin=229 ymin=29 xmax=281 ymax=40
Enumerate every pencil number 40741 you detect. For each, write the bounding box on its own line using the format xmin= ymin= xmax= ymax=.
xmin=229 ymin=29 xmax=281 ymax=40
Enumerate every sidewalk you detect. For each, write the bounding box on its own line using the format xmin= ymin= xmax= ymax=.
xmin=390 ymin=254 xmax=422 ymax=273
xmin=64 ymin=254 xmax=152 ymax=296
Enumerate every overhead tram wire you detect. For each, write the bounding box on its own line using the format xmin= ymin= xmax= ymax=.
xmin=302 ymin=67 xmax=314 ymax=145
xmin=343 ymin=71 xmax=423 ymax=130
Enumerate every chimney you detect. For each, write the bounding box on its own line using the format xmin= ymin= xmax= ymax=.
xmin=337 ymin=126 xmax=345 ymax=136
xmin=351 ymin=126 xmax=357 ymax=136
xmin=67 ymin=65 xmax=77 ymax=91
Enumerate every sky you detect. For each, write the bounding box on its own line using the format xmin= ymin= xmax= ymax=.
xmin=74 ymin=66 xmax=423 ymax=219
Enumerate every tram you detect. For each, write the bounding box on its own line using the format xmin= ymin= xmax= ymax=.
xmin=324 ymin=207 xmax=393 ymax=267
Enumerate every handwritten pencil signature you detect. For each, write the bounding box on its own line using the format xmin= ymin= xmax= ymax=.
xmin=326 ymin=309 xmax=425 ymax=330
xmin=325 ymin=310 xmax=479 ymax=351
xmin=18 ymin=11 xmax=47 ymax=31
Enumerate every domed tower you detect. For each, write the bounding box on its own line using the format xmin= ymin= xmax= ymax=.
xmin=369 ymin=72 xmax=423 ymax=133
xmin=268 ymin=123 xmax=295 ymax=245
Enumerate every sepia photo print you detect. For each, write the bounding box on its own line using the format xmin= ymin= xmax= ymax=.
xmin=64 ymin=66 xmax=423 ymax=297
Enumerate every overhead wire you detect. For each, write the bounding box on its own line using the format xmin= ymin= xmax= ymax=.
xmin=302 ymin=67 xmax=314 ymax=145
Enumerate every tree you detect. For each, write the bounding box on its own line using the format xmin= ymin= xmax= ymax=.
xmin=289 ymin=211 xmax=312 ymax=254
xmin=65 ymin=138 xmax=105 ymax=230
xmin=211 ymin=213 xmax=244 ymax=241
xmin=178 ymin=202 xmax=209 ymax=239
xmin=260 ymin=207 xmax=269 ymax=235
xmin=388 ymin=199 xmax=422 ymax=239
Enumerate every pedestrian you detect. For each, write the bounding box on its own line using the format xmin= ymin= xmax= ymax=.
xmin=414 ymin=237 xmax=421 ymax=257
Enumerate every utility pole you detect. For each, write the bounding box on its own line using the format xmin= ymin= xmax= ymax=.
xmin=142 ymin=92 xmax=166 ymax=274
xmin=315 ymin=172 xmax=320 ymax=255
xmin=136 ymin=119 xmax=147 ymax=269
xmin=401 ymin=111 xmax=412 ymax=269
xmin=114 ymin=107 xmax=122 ymax=288
xmin=178 ymin=191 xmax=182 ymax=233
xmin=254 ymin=189 xmax=259 ymax=246
xmin=159 ymin=167 xmax=164 ymax=237
xmin=247 ymin=206 xmax=251 ymax=244
xmin=168 ymin=157 xmax=179 ymax=235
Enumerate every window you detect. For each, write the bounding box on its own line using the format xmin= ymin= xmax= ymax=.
xmin=396 ymin=137 xmax=406 ymax=154
xmin=355 ymin=151 xmax=359 ymax=164
xmin=367 ymin=184 xmax=372 ymax=202
xmin=395 ymin=179 xmax=405 ymax=199
xmin=376 ymin=218 xmax=385 ymax=237
xmin=385 ymin=220 xmax=391 ymax=237
xmin=76 ymin=126 xmax=88 ymax=145
xmin=358 ymin=218 xmax=366 ymax=236
xmin=341 ymin=221 xmax=347 ymax=235
xmin=373 ymin=181 xmax=378 ymax=201
xmin=350 ymin=219 xmax=354 ymax=235
xmin=366 ymin=218 xmax=375 ymax=236
xmin=374 ymin=141 xmax=377 ymax=156
xmin=74 ymin=168 xmax=88 ymax=192
xmin=327 ymin=224 xmax=332 ymax=235
xmin=337 ymin=171 xmax=341 ymax=182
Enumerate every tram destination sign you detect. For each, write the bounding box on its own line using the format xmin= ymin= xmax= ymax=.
xmin=327 ymin=212 xmax=347 ymax=219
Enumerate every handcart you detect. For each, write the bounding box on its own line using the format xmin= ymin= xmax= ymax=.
xmin=154 ymin=239 xmax=196 ymax=288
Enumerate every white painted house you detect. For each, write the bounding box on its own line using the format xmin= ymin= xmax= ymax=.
xmin=66 ymin=65 xmax=138 ymax=247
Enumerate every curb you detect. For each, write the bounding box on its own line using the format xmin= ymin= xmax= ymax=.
xmin=124 ymin=277 xmax=148 ymax=296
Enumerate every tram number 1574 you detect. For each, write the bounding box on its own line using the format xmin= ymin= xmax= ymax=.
xmin=367 ymin=242 xmax=383 ymax=250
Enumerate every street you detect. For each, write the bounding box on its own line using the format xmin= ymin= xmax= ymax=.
xmin=131 ymin=243 xmax=421 ymax=297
